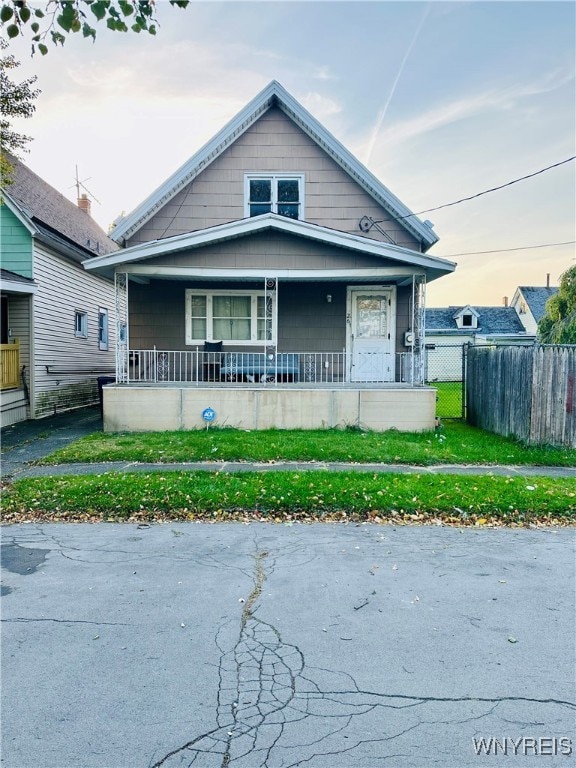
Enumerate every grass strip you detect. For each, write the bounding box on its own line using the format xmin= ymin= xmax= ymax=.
xmin=34 ymin=422 xmax=575 ymax=467
xmin=433 ymin=381 xmax=464 ymax=419
xmin=2 ymin=471 xmax=575 ymax=525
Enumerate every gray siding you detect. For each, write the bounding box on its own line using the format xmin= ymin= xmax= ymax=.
xmin=127 ymin=108 xmax=420 ymax=251
xmin=129 ymin=280 xmax=348 ymax=353
xmin=129 ymin=280 xmax=413 ymax=359
xmin=143 ymin=231 xmax=402 ymax=271
xmin=395 ymin=286 xmax=411 ymax=352
xmin=32 ymin=244 xmax=116 ymax=417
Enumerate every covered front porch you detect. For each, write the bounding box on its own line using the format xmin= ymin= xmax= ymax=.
xmin=102 ymin=271 xmax=435 ymax=431
xmin=84 ymin=215 xmax=454 ymax=432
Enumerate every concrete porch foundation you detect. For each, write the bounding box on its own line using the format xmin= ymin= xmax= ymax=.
xmin=103 ymin=385 xmax=437 ymax=432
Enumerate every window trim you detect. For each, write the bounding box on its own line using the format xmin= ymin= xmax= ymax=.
xmin=244 ymin=173 xmax=305 ymax=220
xmin=185 ymin=289 xmax=276 ymax=346
xmin=74 ymin=310 xmax=88 ymax=339
xmin=98 ymin=308 xmax=109 ymax=351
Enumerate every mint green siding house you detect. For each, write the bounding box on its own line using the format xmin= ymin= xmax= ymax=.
xmin=1 ymin=157 xmax=118 ymax=427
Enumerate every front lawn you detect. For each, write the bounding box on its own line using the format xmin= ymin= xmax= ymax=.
xmin=2 ymin=471 xmax=574 ymax=524
xmin=36 ymin=421 xmax=576 ymax=467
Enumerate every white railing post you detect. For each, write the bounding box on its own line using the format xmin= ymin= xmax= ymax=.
xmin=115 ymin=272 xmax=129 ymax=383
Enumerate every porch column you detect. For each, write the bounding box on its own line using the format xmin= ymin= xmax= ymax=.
xmin=264 ymin=277 xmax=277 ymax=376
xmin=411 ymin=274 xmax=426 ymax=385
xmin=115 ymin=271 xmax=129 ymax=383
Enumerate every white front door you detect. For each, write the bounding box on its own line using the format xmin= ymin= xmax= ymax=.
xmin=348 ymin=288 xmax=395 ymax=382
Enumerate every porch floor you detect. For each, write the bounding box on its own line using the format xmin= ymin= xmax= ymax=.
xmin=121 ymin=381 xmax=425 ymax=389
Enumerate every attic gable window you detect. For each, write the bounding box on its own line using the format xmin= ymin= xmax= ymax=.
xmin=461 ymin=313 xmax=473 ymax=327
xmin=245 ymin=174 xmax=303 ymax=220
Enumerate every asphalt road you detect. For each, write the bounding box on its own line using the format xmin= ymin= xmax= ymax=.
xmin=1 ymin=523 xmax=575 ymax=768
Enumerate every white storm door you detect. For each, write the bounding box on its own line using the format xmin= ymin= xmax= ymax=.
xmin=349 ymin=288 xmax=395 ymax=382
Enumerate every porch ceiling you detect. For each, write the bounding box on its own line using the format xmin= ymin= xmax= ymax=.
xmin=122 ymin=266 xmax=423 ymax=286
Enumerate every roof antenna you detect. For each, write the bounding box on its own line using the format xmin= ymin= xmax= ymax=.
xmin=70 ymin=165 xmax=101 ymax=214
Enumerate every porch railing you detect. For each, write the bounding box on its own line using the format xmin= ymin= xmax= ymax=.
xmin=125 ymin=349 xmax=424 ymax=386
xmin=0 ymin=340 xmax=20 ymax=390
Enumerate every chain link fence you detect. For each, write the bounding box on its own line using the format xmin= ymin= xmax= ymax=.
xmin=425 ymin=343 xmax=466 ymax=419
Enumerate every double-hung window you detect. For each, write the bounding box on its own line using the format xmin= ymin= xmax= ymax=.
xmin=74 ymin=311 xmax=87 ymax=338
xmin=186 ymin=290 xmax=275 ymax=346
xmin=245 ymin=174 xmax=303 ymax=219
xmin=98 ymin=308 xmax=109 ymax=350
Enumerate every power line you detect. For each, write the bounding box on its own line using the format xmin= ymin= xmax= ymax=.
xmin=391 ymin=156 xmax=576 ymax=221
xmin=441 ymin=240 xmax=576 ymax=258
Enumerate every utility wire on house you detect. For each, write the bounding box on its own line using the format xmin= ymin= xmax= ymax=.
xmin=377 ymin=156 xmax=576 ymax=223
xmin=441 ymin=240 xmax=576 ymax=258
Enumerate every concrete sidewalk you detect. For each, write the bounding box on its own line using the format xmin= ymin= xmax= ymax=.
xmin=6 ymin=459 xmax=576 ymax=480
xmin=1 ymin=406 xmax=574 ymax=481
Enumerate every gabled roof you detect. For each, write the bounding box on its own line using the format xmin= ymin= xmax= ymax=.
xmin=452 ymin=305 xmax=479 ymax=319
xmin=85 ymin=213 xmax=454 ymax=283
xmin=110 ymin=81 xmax=439 ymax=251
xmin=426 ymin=306 xmax=527 ymax=335
xmin=517 ymin=286 xmax=558 ymax=322
xmin=2 ymin=154 xmax=118 ymax=258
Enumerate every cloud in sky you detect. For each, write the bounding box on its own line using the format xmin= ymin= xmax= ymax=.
xmin=6 ymin=0 xmax=575 ymax=305
xmin=366 ymin=68 xmax=573 ymax=154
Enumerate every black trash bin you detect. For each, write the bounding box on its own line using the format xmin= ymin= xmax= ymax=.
xmin=97 ymin=376 xmax=115 ymax=416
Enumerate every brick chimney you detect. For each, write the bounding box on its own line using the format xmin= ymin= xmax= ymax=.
xmin=78 ymin=193 xmax=91 ymax=216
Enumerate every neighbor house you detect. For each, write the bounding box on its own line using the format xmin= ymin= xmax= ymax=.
xmin=511 ymin=284 xmax=558 ymax=336
xmin=0 ymin=156 xmax=118 ymax=427
xmin=84 ymin=81 xmax=456 ymax=432
xmin=425 ymin=303 xmax=532 ymax=381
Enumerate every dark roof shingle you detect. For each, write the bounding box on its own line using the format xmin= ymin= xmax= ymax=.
xmin=3 ymin=155 xmax=118 ymax=257
xmin=426 ymin=306 xmax=527 ymax=335
xmin=518 ymin=286 xmax=558 ymax=323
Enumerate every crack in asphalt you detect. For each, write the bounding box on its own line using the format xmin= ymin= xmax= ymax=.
xmin=149 ymin=543 xmax=576 ymax=768
xmin=0 ymin=617 xmax=130 ymax=626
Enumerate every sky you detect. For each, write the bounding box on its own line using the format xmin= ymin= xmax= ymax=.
xmin=5 ymin=0 xmax=575 ymax=307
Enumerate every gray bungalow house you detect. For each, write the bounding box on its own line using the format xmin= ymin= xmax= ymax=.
xmin=85 ymin=81 xmax=456 ymax=432
xmin=0 ymin=156 xmax=118 ymax=426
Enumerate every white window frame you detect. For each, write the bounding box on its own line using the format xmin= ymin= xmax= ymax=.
xmin=74 ymin=310 xmax=88 ymax=338
xmin=185 ymin=289 xmax=277 ymax=346
xmin=460 ymin=313 xmax=477 ymax=329
xmin=244 ymin=173 xmax=305 ymax=219
xmin=454 ymin=308 xmax=478 ymax=330
xmin=98 ymin=308 xmax=109 ymax=351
